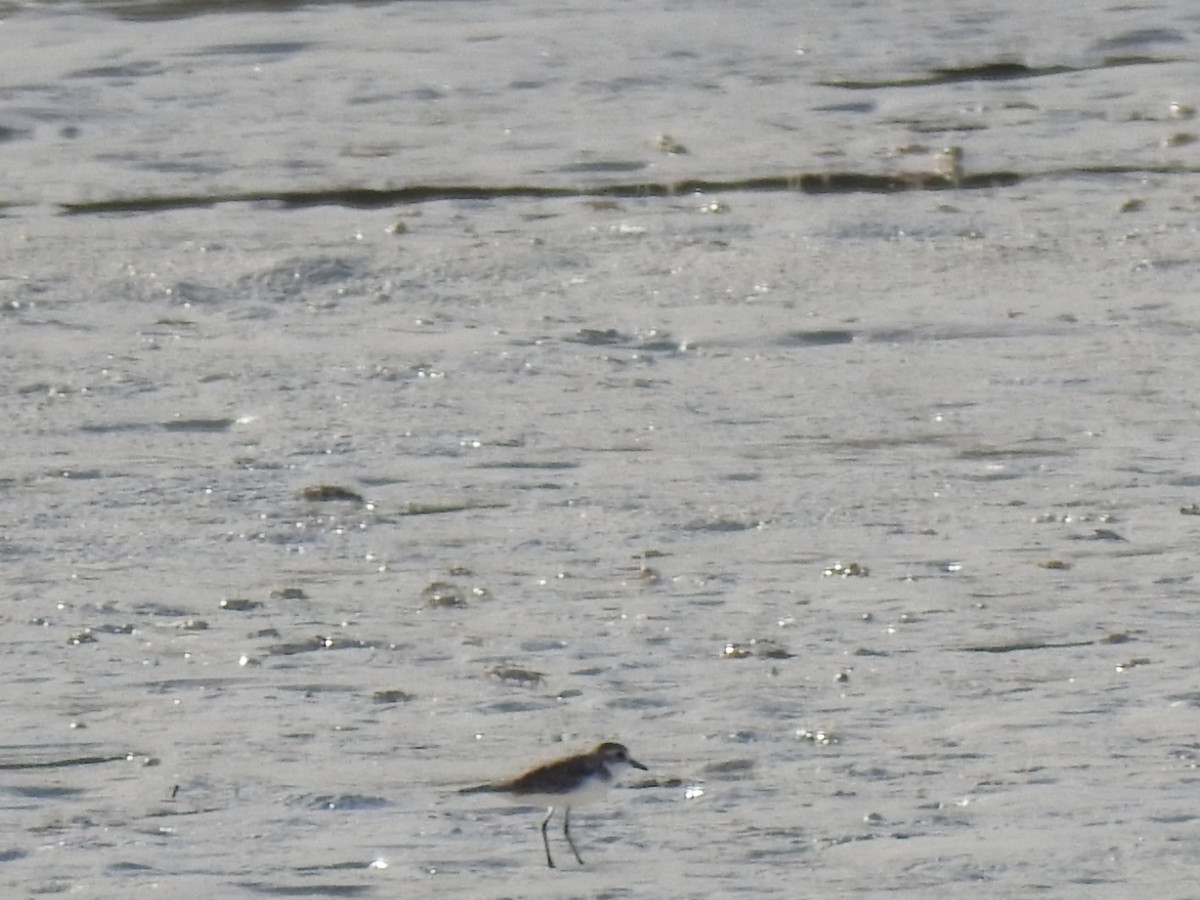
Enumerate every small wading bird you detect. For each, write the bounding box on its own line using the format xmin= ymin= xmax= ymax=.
xmin=459 ymin=741 xmax=648 ymax=868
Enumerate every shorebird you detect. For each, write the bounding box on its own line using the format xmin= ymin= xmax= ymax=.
xmin=459 ymin=741 xmax=647 ymax=868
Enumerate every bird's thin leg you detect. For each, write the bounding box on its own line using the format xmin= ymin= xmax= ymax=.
xmin=541 ymin=807 xmax=556 ymax=868
xmin=563 ymin=806 xmax=584 ymax=865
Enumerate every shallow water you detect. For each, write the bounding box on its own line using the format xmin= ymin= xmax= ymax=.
xmin=2 ymin=1 xmax=1200 ymax=897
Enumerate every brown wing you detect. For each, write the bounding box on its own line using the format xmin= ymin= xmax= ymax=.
xmin=504 ymin=753 xmax=604 ymax=796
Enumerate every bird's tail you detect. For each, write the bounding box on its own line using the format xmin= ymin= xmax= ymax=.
xmin=459 ymin=783 xmax=502 ymax=795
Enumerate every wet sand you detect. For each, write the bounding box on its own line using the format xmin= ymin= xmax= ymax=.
xmin=2 ymin=0 xmax=1200 ymax=896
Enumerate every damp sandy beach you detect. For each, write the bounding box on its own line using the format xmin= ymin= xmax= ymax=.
xmin=2 ymin=1 xmax=1200 ymax=897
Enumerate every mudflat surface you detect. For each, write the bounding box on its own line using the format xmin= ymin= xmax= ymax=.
xmin=2 ymin=1 xmax=1200 ymax=896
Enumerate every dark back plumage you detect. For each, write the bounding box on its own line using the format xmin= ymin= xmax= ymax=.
xmin=460 ymin=741 xmax=646 ymax=797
